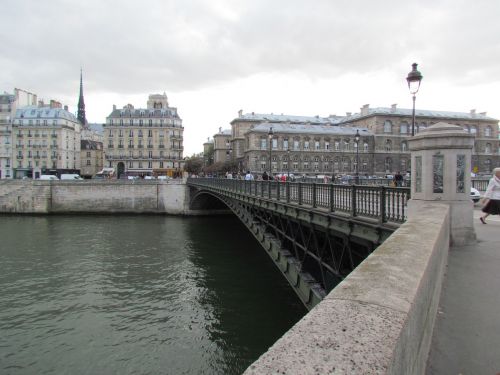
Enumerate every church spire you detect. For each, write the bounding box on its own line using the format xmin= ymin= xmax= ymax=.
xmin=77 ymin=68 xmax=87 ymax=127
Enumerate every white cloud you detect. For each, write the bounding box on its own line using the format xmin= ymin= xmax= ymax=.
xmin=1 ymin=0 xmax=499 ymax=155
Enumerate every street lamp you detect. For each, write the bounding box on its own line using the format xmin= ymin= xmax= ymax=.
xmin=268 ymin=127 xmax=274 ymax=177
xmin=406 ymin=63 xmax=423 ymax=136
xmin=354 ymin=129 xmax=360 ymax=184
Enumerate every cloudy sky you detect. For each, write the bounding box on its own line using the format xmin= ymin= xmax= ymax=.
xmin=1 ymin=0 xmax=499 ymax=154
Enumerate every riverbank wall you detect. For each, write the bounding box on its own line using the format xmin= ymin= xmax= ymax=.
xmin=0 ymin=180 xmax=193 ymax=214
xmin=244 ymin=204 xmax=450 ymax=374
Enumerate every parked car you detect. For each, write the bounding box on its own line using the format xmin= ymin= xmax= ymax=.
xmin=470 ymin=187 xmax=481 ymax=203
xmin=61 ymin=174 xmax=83 ymax=180
xmin=39 ymin=175 xmax=59 ymax=180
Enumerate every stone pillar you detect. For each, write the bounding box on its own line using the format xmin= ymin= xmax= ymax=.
xmin=408 ymin=122 xmax=476 ymax=246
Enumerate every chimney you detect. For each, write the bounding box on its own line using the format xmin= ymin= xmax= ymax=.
xmin=346 ymin=112 xmax=352 ymax=117
xmin=219 ymin=126 xmax=222 ymax=133
xmin=38 ymin=100 xmax=44 ymax=107
xmin=238 ymin=109 xmax=243 ymax=118
xmin=360 ymin=104 xmax=369 ymax=116
xmin=64 ymin=105 xmax=68 ymax=111
xmin=391 ymin=104 xmax=397 ymax=112
xmin=480 ymin=112 xmax=487 ymax=116
xmin=113 ymin=104 xmax=116 ymax=111
xmin=470 ymin=109 xmax=476 ymax=117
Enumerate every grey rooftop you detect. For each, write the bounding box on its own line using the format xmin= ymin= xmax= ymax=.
xmin=15 ymin=106 xmax=77 ymax=122
xmin=251 ymin=122 xmax=372 ymax=136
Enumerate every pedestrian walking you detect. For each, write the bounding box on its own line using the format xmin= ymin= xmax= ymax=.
xmin=245 ymin=171 xmax=254 ymax=181
xmin=479 ymin=167 xmax=500 ymax=224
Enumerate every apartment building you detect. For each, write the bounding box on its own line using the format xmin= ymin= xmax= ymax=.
xmin=103 ymin=93 xmax=184 ymax=177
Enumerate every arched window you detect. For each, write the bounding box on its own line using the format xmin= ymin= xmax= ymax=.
xmin=485 ymin=143 xmax=492 ymax=154
xmin=384 ymin=120 xmax=392 ymax=133
xmin=363 ymin=142 xmax=369 ymax=152
xmin=485 ymin=126 xmax=492 ymax=137
xmin=385 ymin=139 xmax=392 ymax=151
xmin=343 ymin=140 xmax=350 ymax=151
xmin=470 ymin=125 xmax=477 ymax=135
xmin=400 ymin=122 xmax=408 ymax=135
xmin=401 ymin=141 xmax=408 ymax=152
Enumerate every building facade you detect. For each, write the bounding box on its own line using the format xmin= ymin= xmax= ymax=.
xmin=80 ymin=140 xmax=103 ymax=178
xmin=0 ymin=89 xmax=38 ymax=179
xmin=213 ymin=127 xmax=232 ymax=164
xmin=221 ymin=106 xmax=499 ymax=176
xmin=103 ymin=93 xmax=184 ymax=178
xmin=12 ymin=102 xmax=81 ymax=178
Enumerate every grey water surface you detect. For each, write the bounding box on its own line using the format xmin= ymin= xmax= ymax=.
xmin=0 ymin=215 xmax=305 ymax=375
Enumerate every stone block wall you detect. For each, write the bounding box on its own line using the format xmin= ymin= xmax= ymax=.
xmin=0 ymin=180 xmax=189 ymax=214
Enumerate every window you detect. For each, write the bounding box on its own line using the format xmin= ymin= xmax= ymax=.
xmin=86 ymin=160 xmax=91 ymax=166
xmin=485 ymin=126 xmax=492 ymax=137
xmin=304 ymin=141 xmax=310 ymax=150
xmin=363 ymin=142 xmax=369 ymax=153
xmin=485 ymin=143 xmax=492 ymax=154
xmin=385 ymin=139 xmax=392 ymax=151
xmin=384 ymin=120 xmax=392 ymax=133
xmin=272 ymin=138 xmax=277 ymax=149
xmin=283 ymin=139 xmax=289 ymax=150
xmin=315 ymin=141 xmax=320 ymax=150
xmin=400 ymin=122 xmax=408 ymax=134
xmin=470 ymin=126 xmax=477 ymax=135
xmin=343 ymin=140 xmax=349 ymax=151
xmin=325 ymin=141 xmax=330 ymax=150
xmin=334 ymin=141 xmax=340 ymax=151
xmin=293 ymin=140 xmax=300 ymax=150
xmin=129 ymin=161 xmax=133 ymax=168
xmin=108 ymin=129 xmax=113 ymax=137
xmin=148 ymin=130 xmax=153 ymax=137
xmin=385 ymin=157 xmax=392 ymax=172
xmin=119 ymin=129 xmax=123 ymax=137
xmin=401 ymin=141 xmax=408 ymax=152
xmin=260 ymin=138 xmax=267 ymax=150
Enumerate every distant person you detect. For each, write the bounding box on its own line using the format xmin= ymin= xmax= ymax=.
xmin=394 ymin=171 xmax=403 ymax=187
xmin=245 ymin=171 xmax=254 ymax=181
xmin=262 ymin=171 xmax=269 ymax=181
xmin=281 ymin=174 xmax=287 ymax=182
xmin=479 ymin=167 xmax=500 ymax=224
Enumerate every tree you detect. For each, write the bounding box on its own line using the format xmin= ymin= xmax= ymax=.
xmin=184 ymin=156 xmax=204 ymax=175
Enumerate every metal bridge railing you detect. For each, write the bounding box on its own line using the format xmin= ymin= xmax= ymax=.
xmin=188 ymin=178 xmax=410 ymax=223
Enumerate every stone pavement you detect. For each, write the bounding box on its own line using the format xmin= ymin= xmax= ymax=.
xmin=426 ymin=205 xmax=500 ymax=374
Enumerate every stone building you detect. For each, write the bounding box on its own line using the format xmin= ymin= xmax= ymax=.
xmin=80 ymin=139 xmax=103 ymax=178
xmin=339 ymin=104 xmax=499 ymax=175
xmin=245 ymin=123 xmax=371 ymax=175
xmin=0 ymin=88 xmax=38 ymax=179
xmin=104 ymin=93 xmax=184 ymax=178
xmin=221 ymin=106 xmax=499 ymax=176
xmin=12 ymin=101 xmax=81 ymax=178
xmin=213 ymin=127 xmax=232 ymax=164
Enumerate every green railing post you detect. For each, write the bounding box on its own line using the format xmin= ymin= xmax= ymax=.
xmin=351 ymin=185 xmax=357 ymax=217
xmin=312 ymin=183 xmax=317 ymax=208
xmin=329 ymin=183 xmax=334 ymax=212
xmin=379 ymin=186 xmax=386 ymax=223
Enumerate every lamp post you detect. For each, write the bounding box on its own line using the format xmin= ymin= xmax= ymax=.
xmin=354 ymin=129 xmax=360 ymax=184
xmin=406 ymin=63 xmax=423 ymax=136
xmin=268 ymin=127 xmax=274 ymax=177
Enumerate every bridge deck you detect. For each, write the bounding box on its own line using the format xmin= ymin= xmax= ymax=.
xmin=426 ymin=205 xmax=500 ymax=374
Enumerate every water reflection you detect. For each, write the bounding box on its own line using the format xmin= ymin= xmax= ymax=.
xmin=0 ymin=215 xmax=305 ymax=375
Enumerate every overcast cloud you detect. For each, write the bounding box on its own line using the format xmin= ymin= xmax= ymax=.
xmin=1 ymin=0 xmax=499 ymax=154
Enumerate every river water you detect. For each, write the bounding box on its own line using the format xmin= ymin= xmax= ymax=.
xmin=0 ymin=215 xmax=305 ymax=375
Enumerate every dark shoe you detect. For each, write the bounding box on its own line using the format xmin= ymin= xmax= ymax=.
xmin=480 ymin=217 xmax=487 ymax=224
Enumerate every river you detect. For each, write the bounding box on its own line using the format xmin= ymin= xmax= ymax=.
xmin=0 ymin=215 xmax=306 ymax=375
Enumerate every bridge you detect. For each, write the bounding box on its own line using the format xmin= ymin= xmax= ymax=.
xmin=188 ymin=177 xmax=409 ymax=309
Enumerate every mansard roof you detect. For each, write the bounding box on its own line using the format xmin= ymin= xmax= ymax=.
xmin=339 ymin=107 xmax=497 ymax=123
xmin=15 ymin=106 xmax=78 ymax=122
xmin=81 ymin=139 xmax=102 ymax=150
xmin=233 ymin=112 xmax=342 ymax=125
xmin=0 ymin=93 xmax=15 ymax=104
xmin=108 ymin=107 xmax=180 ymax=119
xmin=251 ymin=122 xmax=372 ymax=137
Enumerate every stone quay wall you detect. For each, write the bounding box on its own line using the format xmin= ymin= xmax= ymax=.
xmin=0 ymin=180 xmax=191 ymax=214
xmin=244 ymin=204 xmax=450 ymax=375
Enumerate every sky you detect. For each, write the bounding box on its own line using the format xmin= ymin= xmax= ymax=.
xmin=1 ymin=0 xmax=499 ymax=155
